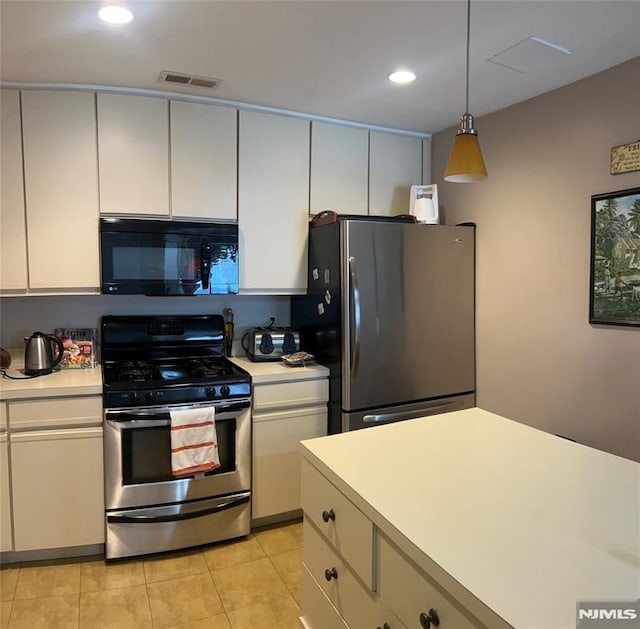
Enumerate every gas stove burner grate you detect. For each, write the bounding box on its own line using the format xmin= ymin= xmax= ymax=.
xmin=185 ymin=358 xmax=233 ymax=379
xmin=114 ymin=361 xmax=158 ymax=382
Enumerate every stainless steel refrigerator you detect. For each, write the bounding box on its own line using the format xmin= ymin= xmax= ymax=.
xmin=292 ymin=216 xmax=476 ymax=433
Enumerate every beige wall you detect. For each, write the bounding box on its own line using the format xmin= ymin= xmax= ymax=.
xmin=432 ymin=58 xmax=640 ymax=461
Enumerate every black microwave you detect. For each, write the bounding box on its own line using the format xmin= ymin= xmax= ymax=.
xmin=100 ymin=218 xmax=238 ymax=296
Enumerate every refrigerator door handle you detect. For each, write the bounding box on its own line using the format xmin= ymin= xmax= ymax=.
xmin=363 ymin=402 xmax=463 ymax=425
xmin=348 ymin=255 xmax=361 ymax=379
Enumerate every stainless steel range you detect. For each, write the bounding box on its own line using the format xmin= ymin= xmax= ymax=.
xmin=101 ymin=314 xmax=251 ymax=560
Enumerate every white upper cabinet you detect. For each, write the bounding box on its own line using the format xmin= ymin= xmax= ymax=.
xmin=170 ymin=100 xmax=237 ymax=221
xmin=369 ymin=131 xmax=422 ymax=216
xmin=310 ymin=121 xmax=369 ymax=216
xmin=97 ymin=93 xmax=169 ymax=216
xmin=0 ymin=89 xmax=28 ymax=293
xmin=238 ymin=110 xmax=310 ymax=294
xmin=21 ymin=90 xmax=100 ymax=291
xmin=422 ymin=137 xmax=432 ymax=184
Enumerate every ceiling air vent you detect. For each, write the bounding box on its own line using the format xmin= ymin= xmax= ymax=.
xmin=158 ymin=71 xmax=221 ymax=90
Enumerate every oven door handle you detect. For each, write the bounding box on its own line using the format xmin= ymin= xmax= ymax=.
xmin=107 ymin=419 xmax=170 ymax=429
xmin=105 ymin=401 xmax=250 ymax=418
xmin=106 ymin=492 xmax=250 ymax=524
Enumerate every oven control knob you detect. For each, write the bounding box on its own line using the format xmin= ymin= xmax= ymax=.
xmin=220 ymin=385 xmax=231 ymax=397
xmin=128 ymin=392 xmax=139 ymax=404
xmin=206 ymin=386 xmax=216 ymax=398
xmin=145 ymin=391 xmax=155 ymax=403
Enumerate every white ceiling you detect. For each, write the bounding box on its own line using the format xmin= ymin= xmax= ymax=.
xmin=1 ymin=0 xmax=639 ymax=134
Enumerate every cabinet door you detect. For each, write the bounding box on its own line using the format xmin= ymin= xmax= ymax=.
xmin=11 ymin=427 xmax=104 ymax=551
xmin=171 ymin=100 xmax=237 ymax=221
xmin=369 ymin=131 xmax=422 ymax=216
xmin=238 ymin=110 xmax=310 ymax=294
xmin=310 ymin=121 xmax=368 ymax=216
xmin=21 ymin=90 xmax=100 ymax=291
xmin=422 ymin=137 xmax=432 ymax=185
xmin=252 ymin=407 xmax=326 ymax=520
xmin=0 ymin=89 xmax=28 ymax=293
xmin=0 ymin=433 xmax=12 ymax=552
xmin=97 ymin=93 xmax=169 ymax=215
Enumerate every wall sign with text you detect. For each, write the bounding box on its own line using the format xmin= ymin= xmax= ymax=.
xmin=610 ymin=140 xmax=640 ymax=175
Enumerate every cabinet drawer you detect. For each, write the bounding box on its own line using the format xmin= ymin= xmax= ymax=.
xmin=8 ymin=396 xmax=102 ymax=430
xmin=304 ymin=520 xmax=405 ymax=629
xmin=0 ymin=402 xmax=6 ymax=429
xmin=253 ymin=379 xmax=328 ymax=412
xmin=301 ymin=458 xmax=373 ymax=588
xmin=302 ymin=565 xmax=349 ymax=629
xmin=377 ymin=533 xmax=484 ymax=629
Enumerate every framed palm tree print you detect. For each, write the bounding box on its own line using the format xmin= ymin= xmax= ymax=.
xmin=589 ymin=187 xmax=640 ymax=326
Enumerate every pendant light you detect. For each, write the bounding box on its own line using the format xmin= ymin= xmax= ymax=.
xmin=444 ymin=0 xmax=487 ymax=182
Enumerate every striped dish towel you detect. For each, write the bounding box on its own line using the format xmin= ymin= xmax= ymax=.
xmin=170 ymin=407 xmax=220 ymax=477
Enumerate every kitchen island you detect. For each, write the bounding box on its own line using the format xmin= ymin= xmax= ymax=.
xmin=299 ymin=408 xmax=640 ymax=629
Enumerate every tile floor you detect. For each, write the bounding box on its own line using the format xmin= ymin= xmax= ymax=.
xmin=0 ymin=519 xmax=303 ymax=629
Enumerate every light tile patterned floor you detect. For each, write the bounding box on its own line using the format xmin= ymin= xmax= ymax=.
xmin=0 ymin=520 xmax=303 ymax=629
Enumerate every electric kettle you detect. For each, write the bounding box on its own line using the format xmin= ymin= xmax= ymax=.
xmin=23 ymin=332 xmax=64 ymax=376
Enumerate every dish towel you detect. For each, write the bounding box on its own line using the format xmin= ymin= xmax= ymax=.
xmin=170 ymin=407 xmax=220 ymax=477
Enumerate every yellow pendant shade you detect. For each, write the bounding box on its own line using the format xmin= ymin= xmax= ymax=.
xmin=444 ymin=0 xmax=488 ymax=183
xmin=444 ymin=132 xmax=487 ymax=183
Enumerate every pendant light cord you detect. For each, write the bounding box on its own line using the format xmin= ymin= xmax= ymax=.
xmin=465 ymin=0 xmax=471 ymax=114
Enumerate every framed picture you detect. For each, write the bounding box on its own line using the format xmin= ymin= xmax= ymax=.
xmin=589 ymin=187 xmax=640 ymax=326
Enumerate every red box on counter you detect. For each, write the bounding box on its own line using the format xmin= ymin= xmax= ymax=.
xmin=54 ymin=328 xmax=97 ymax=369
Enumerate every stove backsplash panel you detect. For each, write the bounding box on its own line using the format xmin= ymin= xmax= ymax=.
xmin=0 ymin=295 xmax=291 ymax=357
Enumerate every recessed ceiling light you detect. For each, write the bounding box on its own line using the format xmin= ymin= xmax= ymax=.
xmin=98 ymin=3 xmax=134 ymax=24
xmin=389 ymin=70 xmax=416 ymax=84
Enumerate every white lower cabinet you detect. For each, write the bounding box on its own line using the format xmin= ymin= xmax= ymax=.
xmin=7 ymin=396 xmax=104 ymax=552
xmin=253 ymin=407 xmax=326 ymax=520
xmin=304 ymin=519 xmax=405 ymax=629
xmin=251 ymin=377 xmax=328 ymax=522
xmin=302 ymin=565 xmax=349 ymax=629
xmin=300 ymin=458 xmax=487 ymax=629
xmin=11 ymin=427 xmax=104 ymax=551
xmin=0 ymin=431 xmax=12 ymax=552
xmin=301 ymin=459 xmax=373 ymax=587
xmin=377 ymin=533 xmax=479 ymax=629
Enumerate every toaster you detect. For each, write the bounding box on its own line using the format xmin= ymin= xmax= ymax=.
xmin=245 ymin=327 xmax=300 ymax=362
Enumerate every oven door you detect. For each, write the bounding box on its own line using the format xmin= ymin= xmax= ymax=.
xmin=104 ymin=401 xmax=250 ymax=511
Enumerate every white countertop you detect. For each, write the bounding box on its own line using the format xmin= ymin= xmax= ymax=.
xmin=230 ymin=356 xmax=329 ymax=384
xmin=0 ymin=353 xmax=328 ymax=399
xmin=300 ymin=408 xmax=640 ymax=629
xmin=0 ymin=350 xmax=102 ymax=400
